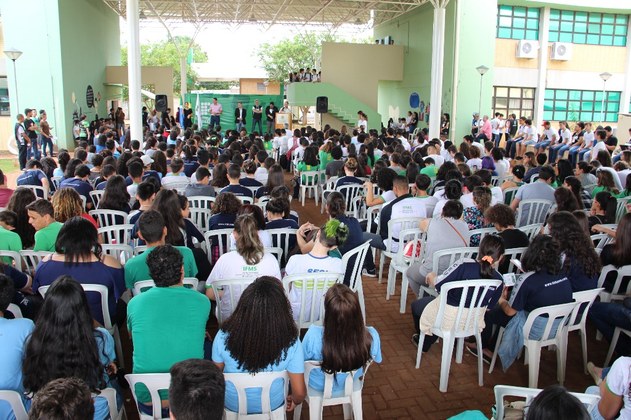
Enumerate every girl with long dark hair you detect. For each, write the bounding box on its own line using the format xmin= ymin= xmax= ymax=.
xmin=589 ymin=191 xmax=618 ymax=228
xmin=98 ymin=174 xmax=131 ymax=213
xmin=256 ymin=164 xmax=285 ymax=199
xmin=23 ymin=276 xmax=120 ymax=420
xmin=302 ymin=283 xmax=381 ymax=393
xmin=548 ymin=211 xmax=601 ymax=291
xmin=7 ymin=188 xmax=36 ymax=249
xmin=593 ymin=213 xmax=631 ymax=292
xmin=212 ymin=276 xmax=306 ymax=414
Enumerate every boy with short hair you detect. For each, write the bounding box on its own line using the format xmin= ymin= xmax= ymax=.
xmin=26 ymin=200 xmax=62 ymax=252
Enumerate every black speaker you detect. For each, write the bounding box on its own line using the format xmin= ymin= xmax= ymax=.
xmin=155 ymin=94 xmax=168 ymax=112
xmin=316 ymin=96 xmax=328 ymax=113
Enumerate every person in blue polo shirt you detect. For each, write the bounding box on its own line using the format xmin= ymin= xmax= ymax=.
xmin=59 ymin=164 xmax=94 ymax=209
xmin=221 ymin=164 xmax=254 ymax=199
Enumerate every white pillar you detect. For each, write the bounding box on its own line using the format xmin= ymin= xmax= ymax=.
xmin=620 ymin=18 xmax=631 ymax=115
xmin=180 ymin=56 xmax=187 ymax=104
xmin=533 ymin=6 xmax=550 ymax=128
xmin=126 ymin=0 xmax=143 ymax=143
xmin=429 ymin=0 xmax=449 ymax=140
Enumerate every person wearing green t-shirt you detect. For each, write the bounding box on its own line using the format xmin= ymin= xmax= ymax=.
xmin=125 ymin=210 xmax=198 ymax=290
xmin=127 ymin=244 xmax=209 ymax=407
xmin=26 ymin=199 xmax=62 ymax=252
xmin=0 ymin=210 xmax=23 ymax=264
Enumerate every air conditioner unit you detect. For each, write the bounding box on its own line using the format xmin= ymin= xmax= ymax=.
xmin=516 ymin=40 xmax=539 ymax=59
xmin=550 ymin=42 xmax=572 ymax=61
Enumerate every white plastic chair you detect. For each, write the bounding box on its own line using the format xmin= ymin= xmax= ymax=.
xmin=616 ymin=197 xmax=630 ymax=223
xmin=132 ymin=278 xmax=200 ymax=296
xmin=51 ymin=176 xmax=62 ymax=191
xmin=223 ymin=371 xmax=289 ymax=420
xmin=101 ymin=244 xmax=134 ymax=265
xmin=299 ymin=170 xmax=324 ymax=206
xmin=467 ymin=227 xmax=497 ymax=246
xmin=341 ymin=241 xmax=371 ymax=321
xmin=237 ymin=195 xmax=254 ymax=205
xmin=420 ymin=247 xmax=478 ymax=298
xmin=267 ymin=228 xmax=297 ymax=268
xmin=503 ymin=186 xmax=519 ymax=206
xmin=337 ymin=184 xmax=365 ymax=217
xmin=203 ymin=228 xmax=235 ymax=264
xmin=293 ymin=360 xmax=372 ymax=420
xmin=267 ymin=247 xmax=284 ymax=267
xmin=89 ymin=210 xmax=129 ymax=227
xmin=378 ymin=217 xmax=422 ymax=283
xmin=162 ymin=179 xmax=190 ymax=193
xmin=591 ymin=233 xmax=613 ymax=252
xmin=282 ymin=272 xmax=343 ymax=329
xmin=187 ymin=195 xmax=215 ymax=210
xmin=489 ymin=302 xmax=576 ymax=388
xmin=597 ymin=264 xmax=631 ymax=304
xmin=125 ymin=373 xmax=171 ymax=420
xmin=517 ymin=223 xmax=543 ymax=241
xmin=40 ymin=283 xmax=125 ymax=369
xmin=319 ymin=177 xmax=339 ymax=213
xmin=6 ymin=303 xmax=22 ymax=318
xmin=0 ymin=390 xmax=27 ymax=420
xmin=567 ymin=288 xmax=604 ymax=373
xmin=90 ymin=190 xmax=105 ymax=209
xmin=133 ymin=245 xmax=148 ymax=256
xmin=415 ymin=279 xmax=503 ymax=392
xmin=0 ymin=250 xmax=22 ymax=270
xmin=19 ymin=185 xmax=47 ymax=200
xmin=100 ymin=387 xmax=125 ymax=420
xmin=98 ymin=224 xmax=133 ymax=246
xmin=19 ymin=250 xmax=53 ymax=276
xmin=386 ymin=228 xmax=424 ymax=314
xmin=211 ymin=277 xmax=258 ymax=325
xmin=604 ymin=327 xmax=631 ymax=367
xmin=493 ymin=385 xmax=601 ymax=420
xmin=516 ymin=199 xmax=553 ymax=227
xmin=187 ymin=208 xmax=212 ymax=233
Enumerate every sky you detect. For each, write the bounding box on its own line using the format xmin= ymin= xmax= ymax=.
xmin=120 ymin=20 xmax=372 ymax=77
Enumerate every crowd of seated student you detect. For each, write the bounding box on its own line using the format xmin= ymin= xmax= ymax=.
xmin=2 ymin=113 xmax=631 ymax=419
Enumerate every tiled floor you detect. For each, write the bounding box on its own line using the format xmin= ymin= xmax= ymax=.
xmin=121 ymin=191 xmax=610 ymax=419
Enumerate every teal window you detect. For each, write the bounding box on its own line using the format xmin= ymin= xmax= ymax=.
xmin=493 ymin=86 xmax=535 ymax=119
xmin=543 ymin=89 xmax=621 ymax=122
xmin=497 ymin=5 xmax=540 ymax=40
xmin=549 ymin=9 xmax=628 ymax=46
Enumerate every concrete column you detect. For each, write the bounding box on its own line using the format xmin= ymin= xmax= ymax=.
xmin=620 ymin=18 xmax=631 ymax=115
xmin=126 ymin=0 xmax=143 ymax=143
xmin=533 ymin=6 xmax=550 ymax=128
xmin=429 ymin=0 xmax=449 ymax=140
xmin=180 ymin=56 xmax=187 ymax=104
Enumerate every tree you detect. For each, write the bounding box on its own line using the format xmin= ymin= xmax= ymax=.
xmin=121 ymin=36 xmax=208 ymax=98
xmin=256 ymin=33 xmax=338 ymax=82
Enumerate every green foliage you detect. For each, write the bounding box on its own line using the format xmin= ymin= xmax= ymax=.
xmin=256 ymin=33 xmax=339 ymax=82
xmin=121 ymin=36 xmax=208 ymax=97
xmin=196 ymin=81 xmax=236 ymax=91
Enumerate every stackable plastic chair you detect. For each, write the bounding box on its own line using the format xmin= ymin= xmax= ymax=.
xmin=19 ymin=185 xmax=47 ymax=199
xmin=386 ymin=228 xmax=424 ymax=314
xmin=415 ymin=279 xmax=503 ymax=392
xmin=266 ymin=228 xmax=297 ymax=268
xmin=203 ymin=228 xmax=234 ymax=264
xmin=515 ymin=199 xmax=553 ymax=227
xmin=125 ymin=373 xmax=171 ymax=420
xmin=493 ymin=385 xmax=600 ymax=420
xmin=132 ymin=278 xmax=199 ymax=296
xmin=420 ymin=247 xmax=478 ymax=298
xmin=502 ymin=247 xmax=528 ymax=274
xmin=98 ymin=224 xmax=133 ymax=246
xmin=293 ymin=360 xmax=373 ymax=420
xmin=101 ymin=244 xmax=134 ymax=265
xmin=89 ymin=210 xmax=128 ymax=227
xmin=19 ymin=250 xmax=53 ymax=276
xmin=89 ymin=190 xmax=105 ymax=209
xmin=503 ymin=186 xmax=519 ymax=205
xmin=0 ymin=250 xmax=22 ymax=270
xmin=489 ymin=301 xmax=577 ymax=388
xmin=467 ymin=227 xmax=497 ymax=246
xmin=223 ymin=371 xmax=289 ymax=420
xmin=517 ymin=223 xmax=543 ymax=241
xmin=597 ymin=264 xmax=631 ymax=304
xmin=299 ymin=170 xmax=324 ymax=206
xmin=6 ymin=303 xmax=23 ymax=318
xmin=282 ymin=272 xmax=343 ymax=329
xmin=187 ymin=195 xmax=215 ymax=210
xmin=616 ymin=197 xmax=630 ymax=223
xmin=341 ymin=241 xmax=371 ymax=321
xmin=567 ymin=288 xmax=604 ymax=373
xmin=0 ymin=390 xmax=27 ymax=420
xmin=100 ymin=387 xmax=125 ymax=420
xmin=188 ymin=208 xmax=212 ymax=233
xmin=337 ymin=184 xmax=365 ymax=217
xmin=378 ymin=217 xmax=422 ymax=283
xmin=604 ymin=327 xmax=631 ymax=367
xmin=211 ymin=277 xmax=258 ymax=325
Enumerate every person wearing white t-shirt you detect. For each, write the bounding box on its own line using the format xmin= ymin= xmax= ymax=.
xmin=533 ymin=121 xmax=558 ymax=157
xmin=590 ymin=129 xmax=608 ymax=162
xmin=426 ymin=144 xmax=445 ymax=167
xmin=577 ymin=123 xmax=595 ymax=164
xmin=585 ymin=357 xmax=631 ymax=419
xmin=516 ymin=119 xmax=536 ymax=157
xmin=490 ymin=113 xmax=502 ymax=147
xmin=548 ymin=121 xmax=572 ymax=163
xmin=206 ymin=214 xmax=281 ymax=321
xmin=284 ymin=220 xmax=347 ymax=322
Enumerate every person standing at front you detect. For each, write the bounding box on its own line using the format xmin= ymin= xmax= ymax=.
xmin=209 ymin=97 xmax=223 ymax=132
xmin=265 ymin=102 xmax=277 ymax=135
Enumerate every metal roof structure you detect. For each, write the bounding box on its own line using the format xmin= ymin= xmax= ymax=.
xmin=102 ymin=0 xmax=429 ymax=28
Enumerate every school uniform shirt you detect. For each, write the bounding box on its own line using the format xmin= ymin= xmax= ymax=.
xmin=561 ymin=254 xmax=598 ymax=292
xmin=467 ymin=158 xmax=483 ymax=171
xmin=16 ymin=169 xmax=48 ymax=188
xmin=59 ymin=177 xmax=93 ymax=204
xmin=208 ymin=213 xmax=237 ymax=231
xmin=239 ymin=177 xmax=263 ymax=188
xmin=254 ymin=167 xmax=268 ymax=185
xmin=590 ymin=141 xmax=607 ymax=161
xmin=265 ymin=219 xmax=299 ymax=230
xmin=207 ymin=251 xmax=281 ymax=320
xmin=335 ymin=176 xmax=364 ymax=188
xmin=285 ymin=253 xmax=344 ymax=322
xmin=603 ymin=356 xmax=631 ymax=419
xmin=184 ymin=183 xmax=216 ymax=198
xmin=161 ymin=174 xmax=190 ymax=189
xmin=435 ymin=259 xmax=503 ymax=307
xmin=509 ymin=270 xmax=573 ymax=313
xmin=379 ymin=195 xmax=427 ymax=252
xmin=221 ymin=184 xmax=254 ymax=198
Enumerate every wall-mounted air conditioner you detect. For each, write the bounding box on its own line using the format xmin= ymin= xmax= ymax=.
xmin=516 ymin=40 xmax=539 ymax=59
xmin=550 ymin=42 xmax=572 ymax=61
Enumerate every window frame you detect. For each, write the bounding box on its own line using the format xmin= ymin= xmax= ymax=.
xmin=543 ymin=88 xmax=620 ymax=122
xmin=496 ymin=5 xmax=540 ymax=40
xmin=492 ymin=86 xmax=536 ymax=120
xmin=548 ymin=9 xmax=628 ymax=46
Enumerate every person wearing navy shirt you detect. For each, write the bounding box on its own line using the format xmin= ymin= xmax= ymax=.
xmin=335 ymin=157 xmax=364 ymax=189
xmin=208 ymin=192 xmax=241 ymax=231
xmin=220 ymin=164 xmax=254 ymax=199
xmin=472 ymin=235 xmax=573 ymax=359
xmin=239 ymin=161 xmax=264 ymax=188
xmin=412 ymin=235 xmax=505 ymax=352
xmin=265 ymin=198 xmax=299 ymax=230
xmin=16 ymin=160 xmax=50 ymax=198
xmin=59 ymin=164 xmax=94 ymax=209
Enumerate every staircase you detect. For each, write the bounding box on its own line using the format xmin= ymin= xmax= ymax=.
xmin=286 ymin=82 xmax=381 ymax=130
